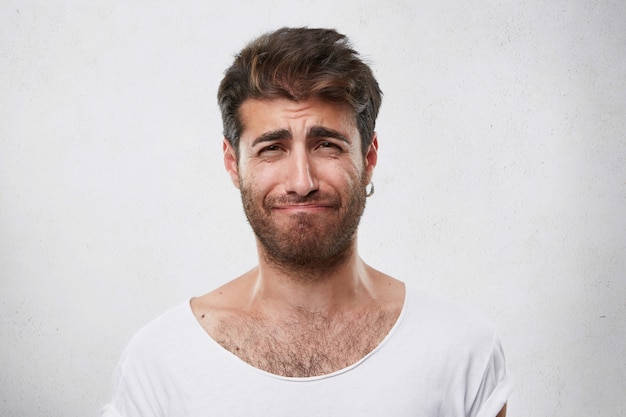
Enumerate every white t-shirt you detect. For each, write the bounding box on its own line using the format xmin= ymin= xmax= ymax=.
xmin=102 ymin=285 xmax=513 ymax=417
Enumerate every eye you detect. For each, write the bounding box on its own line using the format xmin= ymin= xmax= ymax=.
xmin=258 ymin=144 xmax=283 ymax=155
xmin=316 ymin=140 xmax=343 ymax=154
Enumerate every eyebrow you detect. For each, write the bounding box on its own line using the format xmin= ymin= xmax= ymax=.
xmin=251 ymin=129 xmax=291 ymax=147
xmin=251 ymin=126 xmax=350 ymax=147
xmin=307 ymin=126 xmax=350 ymax=143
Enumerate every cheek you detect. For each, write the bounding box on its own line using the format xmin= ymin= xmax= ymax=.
xmin=239 ymin=165 xmax=279 ymax=194
xmin=344 ymin=159 xmax=368 ymax=183
xmin=328 ymin=171 xmax=366 ymax=198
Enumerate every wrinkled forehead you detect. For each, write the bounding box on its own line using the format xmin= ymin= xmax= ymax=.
xmin=237 ymin=97 xmax=359 ymax=143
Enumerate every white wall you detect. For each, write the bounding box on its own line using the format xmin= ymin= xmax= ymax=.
xmin=1 ymin=1 xmax=624 ymax=415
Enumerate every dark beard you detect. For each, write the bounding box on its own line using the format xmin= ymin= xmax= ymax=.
xmin=240 ymin=177 xmax=367 ymax=277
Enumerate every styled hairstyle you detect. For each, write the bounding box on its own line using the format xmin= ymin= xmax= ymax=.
xmin=217 ymin=27 xmax=382 ymax=156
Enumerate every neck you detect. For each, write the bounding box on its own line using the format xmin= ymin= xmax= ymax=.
xmin=250 ymin=241 xmax=376 ymax=314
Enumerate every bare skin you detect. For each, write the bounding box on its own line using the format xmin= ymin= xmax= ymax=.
xmin=191 ymin=262 xmax=405 ymax=377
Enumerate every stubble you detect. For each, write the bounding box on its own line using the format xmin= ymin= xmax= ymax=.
xmin=240 ymin=175 xmax=367 ymax=279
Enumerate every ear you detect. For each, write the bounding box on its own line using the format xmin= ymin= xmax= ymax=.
xmin=223 ymin=138 xmax=241 ymax=189
xmin=364 ymin=133 xmax=378 ymax=183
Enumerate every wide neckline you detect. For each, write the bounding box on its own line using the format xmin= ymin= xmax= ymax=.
xmin=185 ymin=284 xmax=408 ymax=382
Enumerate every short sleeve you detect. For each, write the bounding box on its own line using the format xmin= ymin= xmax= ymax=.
xmin=102 ymin=340 xmax=172 ymax=417
xmin=472 ymin=335 xmax=514 ymax=417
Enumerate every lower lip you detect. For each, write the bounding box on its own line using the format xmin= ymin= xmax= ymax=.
xmin=275 ymin=205 xmax=331 ymax=213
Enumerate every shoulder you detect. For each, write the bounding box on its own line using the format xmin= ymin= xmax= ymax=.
xmin=404 ymin=285 xmax=496 ymax=330
xmin=131 ymin=302 xmax=192 ymax=341
xmin=399 ymin=285 xmax=501 ymax=359
xmin=118 ymin=302 xmax=197 ymax=367
xmin=107 ymin=302 xmax=201 ymax=415
xmin=390 ymin=285 xmax=513 ymax=416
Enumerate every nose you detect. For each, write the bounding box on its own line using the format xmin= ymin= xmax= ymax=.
xmin=284 ymin=148 xmax=318 ymax=196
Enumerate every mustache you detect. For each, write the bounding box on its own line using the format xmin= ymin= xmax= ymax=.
xmin=265 ymin=192 xmax=341 ymax=208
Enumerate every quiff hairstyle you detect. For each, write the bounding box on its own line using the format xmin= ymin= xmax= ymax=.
xmin=217 ymin=27 xmax=382 ymax=156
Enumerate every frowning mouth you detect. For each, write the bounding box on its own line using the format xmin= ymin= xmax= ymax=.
xmin=273 ymin=203 xmax=334 ymax=212
xmin=265 ymin=193 xmax=341 ymax=214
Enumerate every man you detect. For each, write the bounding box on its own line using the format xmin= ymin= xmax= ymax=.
xmin=102 ymin=27 xmax=512 ymax=416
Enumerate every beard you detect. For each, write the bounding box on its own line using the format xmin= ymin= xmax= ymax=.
xmin=240 ymin=175 xmax=367 ymax=276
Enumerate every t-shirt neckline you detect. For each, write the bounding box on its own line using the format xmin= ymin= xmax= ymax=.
xmin=184 ymin=284 xmax=408 ymax=382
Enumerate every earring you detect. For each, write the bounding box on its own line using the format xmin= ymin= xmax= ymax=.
xmin=365 ymin=182 xmax=375 ymax=197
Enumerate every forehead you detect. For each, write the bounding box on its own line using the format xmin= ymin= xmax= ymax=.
xmin=238 ymin=98 xmax=357 ymax=140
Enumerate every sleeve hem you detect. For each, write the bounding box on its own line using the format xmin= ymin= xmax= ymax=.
xmin=475 ymin=373 xmax=515 ymax=417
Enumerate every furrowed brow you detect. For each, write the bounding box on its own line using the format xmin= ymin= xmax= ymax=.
xmin=251 ymin=129 xmax=292 ymax=147
xmin=307 ymin=126 xmax=350 ymax=143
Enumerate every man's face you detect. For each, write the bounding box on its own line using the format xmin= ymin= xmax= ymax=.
xmin=224 ymin=97 xmax=378 ymax=271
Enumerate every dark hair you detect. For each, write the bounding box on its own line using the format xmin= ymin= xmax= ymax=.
xmin=217 ymin=27 xmax=382 ymax=156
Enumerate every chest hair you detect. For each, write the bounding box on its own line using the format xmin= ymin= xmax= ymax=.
xmin=208 ymin=306 xmax=399 ymax=378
